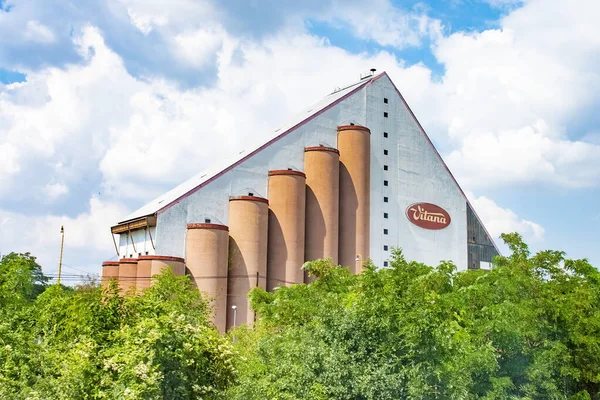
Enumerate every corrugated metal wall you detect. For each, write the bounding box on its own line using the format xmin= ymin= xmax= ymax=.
xmin=467 ymin=204 xmax=498 ymax=269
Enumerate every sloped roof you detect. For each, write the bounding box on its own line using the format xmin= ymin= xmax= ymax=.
xmin=118 ymin=73 xmax=380 ymax=224
xmin=117 ymin=71 xmax=500 ymax=255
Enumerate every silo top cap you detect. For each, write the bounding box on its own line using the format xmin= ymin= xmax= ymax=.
xmin=268 ymin=170 xmax=306 ymax=178
xmin=229 ymin=195 xmax=269 ymax=204
xmin=138 ymin=255 xmax=185 ymax=263
xmin=337 ymin=125 xmax=371 ymax=133
xmin=187 ymin=223 xmax=229 ymax=231
xmin=304 ymin=146 xmax=340 ymax=154
xmin=102 ymin=261 xmax=120 ymax=267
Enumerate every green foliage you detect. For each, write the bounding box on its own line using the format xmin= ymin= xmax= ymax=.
xmin=3 ymin=235 xmax=600 ymax=399
xmin=229 ymin=235 xmax=600 ymax=399
xmin=0 ymin=252 xmax=47 ymax=309
xmin=0 ymin=256 xmax=236 ymax=399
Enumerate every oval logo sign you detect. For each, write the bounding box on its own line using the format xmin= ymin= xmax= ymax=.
xmin=406 ymin=203 xmax=451 ymax=230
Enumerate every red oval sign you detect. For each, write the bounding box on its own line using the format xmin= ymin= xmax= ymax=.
xmin=406 ymin=203 xmax=451 ymax=230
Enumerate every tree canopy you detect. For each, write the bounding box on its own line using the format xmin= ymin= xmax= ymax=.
xmin=1 ymin=233 xmax=600 ymax=399
xmin=229 ymin=234 xmax=600 ymax=400
xmin=0 ymin=253 xmax=236 ymax=400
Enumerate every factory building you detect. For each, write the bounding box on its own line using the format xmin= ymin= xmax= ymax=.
xmin=102 ymin=70 xmax=499 ymax=332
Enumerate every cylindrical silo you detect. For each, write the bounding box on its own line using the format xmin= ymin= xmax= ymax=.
xmin=227 ymin=195 xmax=269 ymax=330
xmin=267 ymin=170 xmax=306 ymax=291
xmin=136 ymin=257 xmax=152 ymax=292
xmin=304 ymin=146 xmax=340 ymax=275
xmin=101 ymin=261 xmax=119 ymax=287
xmin=138 ymin=255 xmax=186 ymax=284
xmin=338 ymin=125 xmax=371 ymax=274
xmin=186 ymin=223 xmax=229 ymax=333
xmin=118 ymin=258 xmax=138 ymax=294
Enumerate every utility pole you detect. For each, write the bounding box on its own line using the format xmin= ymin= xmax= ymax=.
xmin=58 ymin=225 xmax=64 ymax=285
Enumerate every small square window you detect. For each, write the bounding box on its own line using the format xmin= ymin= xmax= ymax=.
xmin=384 ymin=245 xmax=389 ymax=251
xmin=383 ymin=229 xmax=388 ymax=234
xmin=383 ymin=149 xmax=388 ymax=155
xmin=383 ymin=197 xmax=388 ymax=202
xmin=383 ymin=165 xmax=388 ymax=171
xmin=383 ymin=112 xmax=388 ymax=118
xmin=384 ymin=98 xmax=388 ymax=104
xmin=384 ymin=180 xmax=388 ymax=186
xmin=383 ymin=261 xmax=389 ymax=267
xmin=145 ymin=251 xmax=149 ymax=255
xmin=383 ymin=212 xmax=388 ymax=218
xmin=383 ymin=132 xmax=388 ymax=138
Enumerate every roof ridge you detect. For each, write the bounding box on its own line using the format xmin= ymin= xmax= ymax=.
xmin=118 ymin=72 xmax=382 ymax=224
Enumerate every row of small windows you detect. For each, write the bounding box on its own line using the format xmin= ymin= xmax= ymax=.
xmin=382 ymin=97 xmax=389 ymax=268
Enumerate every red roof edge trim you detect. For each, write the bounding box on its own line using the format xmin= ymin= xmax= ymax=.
xmin=155 ymin=74 xmax=383 ymax=215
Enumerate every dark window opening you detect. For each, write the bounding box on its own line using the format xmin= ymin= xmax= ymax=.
xmin=384 ymin=213 xmax=388 ymax=218
xmin=248 ymin=192 xmax=254 ymax=196
xmin=384 ymin=180 xmax=388 ymax=186
xmin=383 ymin=132 xmax=388 ymax=138
xmin=145 ymin=251 xmax=149 ymax=255
xmin=384 ymin=98 xmax=388 ymax=104
xmin=204 ymin=218 xmax=211 ymax=223
xmin=383 ymin=261 xmax=389 ymax=267
xmin=383 ymin=112 xmax=388 ymax=118
xmin=383 ymin=197 xmax=388 ymax=202
xmin=383 ymin=165 xmax=388 ymax=171
xmin=383 ymin=229 xmax=388 ymax=234
xmin=383 ymin=149 xmax=388 ymax=155
xmin=384 ymin=245 xmax=388 ymax=251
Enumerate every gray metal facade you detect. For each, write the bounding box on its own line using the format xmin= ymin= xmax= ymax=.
xmin=467 ymin=203 xmax=498 ymax=269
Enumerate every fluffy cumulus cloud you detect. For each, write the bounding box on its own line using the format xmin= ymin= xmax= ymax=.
xmin=0 ymin=198 xmax=128 ymax=278
xmin=428 ymin=0 xmax=600 ymax=189
xmin=467 ymin=192 xmax=544 ymax=244
xmin=3 ymin=0 xmax=600 ymax=273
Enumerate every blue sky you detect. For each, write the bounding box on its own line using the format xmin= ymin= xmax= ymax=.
xmin=0 ymin=0 xmax=599 ymax=278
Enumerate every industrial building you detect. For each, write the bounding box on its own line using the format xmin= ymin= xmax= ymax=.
xmin=102 ymin=70 xmax=499 ymax=332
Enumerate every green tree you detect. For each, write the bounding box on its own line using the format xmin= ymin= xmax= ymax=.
xmin=229 ymin=235 xmax=600 ymax=400
xmin=0 ymin=255 xmax=237 ymax=400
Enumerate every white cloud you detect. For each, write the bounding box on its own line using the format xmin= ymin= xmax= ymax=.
xmin=0 ymin=198 xmax=128 ymax=274
xmin=466 ymin=192 xmax=545 ymax=243
xmin=446 ymin=121 xmax=600 ymax=188
xmin=0 ymin=26 xmax=141 ymax=200
xmin=24 ymin=20 xmax=56 ymax=43
xmin=323 ymin=0 xmax=443 ymax=49
xmin=172 ymin=28 xmax=225 ymax=67
xmin=43 ymin=182 xmax=69 ymax=200
xmin=0 ymin=142 xmax=20 ymax=182
xmin=412 ymin=0 xmax=600 ymax=190
xmin=116 ymin=0 xmax=218 ymax=34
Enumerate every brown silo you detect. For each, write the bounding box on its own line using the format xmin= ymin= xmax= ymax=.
xmin=138 ymin=255 xmax=186 ymax=280
xmin=101 ymin=261 xmax=119 ymax=287
xmin=136 ymin=257 xmax=152 ymax=292
xmin=267 ymin=170 xmax=306 ymax=291
xmin=338 ymin=125 xmax=371 ymax=274
xmin=227 ymin=195 xmax=269 ymax=330
xmin=118 ymin=258 xmax=138 ymax=294
xmin=304 ymin=146 xmax=340 ymax=275
xmin=186 ymin=223 xmax=229 ymax=333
